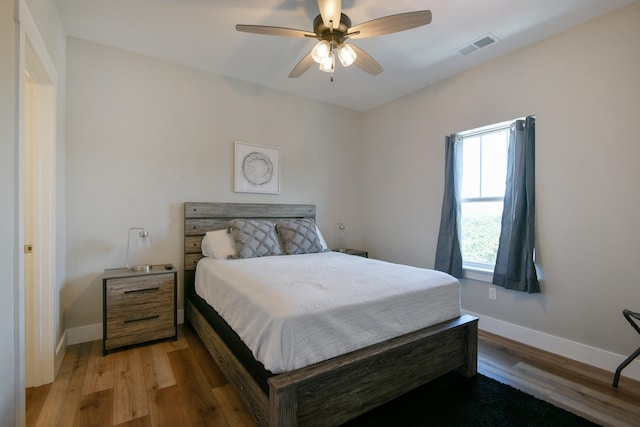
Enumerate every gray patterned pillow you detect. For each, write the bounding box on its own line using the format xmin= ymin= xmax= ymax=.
xmin=276 ymin=218 xmax=324 ymax=255
xmin=229 ymin=219 xmax=282 ymax=258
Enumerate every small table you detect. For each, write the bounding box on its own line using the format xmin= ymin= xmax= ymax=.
xmin=103 ymin=265 xmax=177 ymax=355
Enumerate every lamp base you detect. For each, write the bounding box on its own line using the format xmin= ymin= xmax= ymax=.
xmin=131 ymin=264 xmax=151 ymax=272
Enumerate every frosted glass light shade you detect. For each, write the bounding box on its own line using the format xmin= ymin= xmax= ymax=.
xmin=319 ymin=54 xmax=335 ymax=72
xmin=337 ymin=43 xmax=357 ymax=67
xmin=311 ymin=40 xmax=331 ymax=63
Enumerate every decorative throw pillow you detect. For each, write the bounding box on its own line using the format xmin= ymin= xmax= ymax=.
xmin=276 ymin=218 xmax=324 ymax=255
xmin=229 ymin=219 xmax=282 ymax=258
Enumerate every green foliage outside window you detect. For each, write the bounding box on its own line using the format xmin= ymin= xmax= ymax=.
xmin=461 ymin=214 xmax=501 ymax=265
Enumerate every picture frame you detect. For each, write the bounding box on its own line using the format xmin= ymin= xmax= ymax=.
xmin=234 ymin=141 xmax=280 ymax=194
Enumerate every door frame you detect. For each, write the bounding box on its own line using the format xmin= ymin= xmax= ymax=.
xmin=16 ymin=0 xmax=57 ymax=397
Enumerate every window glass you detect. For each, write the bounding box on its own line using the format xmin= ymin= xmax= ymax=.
xmin=459 ymin=123 xmax=512 ymax=270
xmin=460 ymin=200 xmax=502 ymax=266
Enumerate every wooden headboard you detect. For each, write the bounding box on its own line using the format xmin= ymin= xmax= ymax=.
xmin=183 ymin=202 xmax=316 ymax=290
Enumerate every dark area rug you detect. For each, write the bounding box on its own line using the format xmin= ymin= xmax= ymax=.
xmin=342 ymin=372 xmax=600 ymax=427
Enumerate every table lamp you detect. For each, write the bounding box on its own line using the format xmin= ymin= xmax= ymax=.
xmin=126 ymin=227 xmax=152 ymax=271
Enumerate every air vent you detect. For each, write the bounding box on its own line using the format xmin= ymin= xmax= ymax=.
xmin=456 ymin=33 xmax=499 ymax=56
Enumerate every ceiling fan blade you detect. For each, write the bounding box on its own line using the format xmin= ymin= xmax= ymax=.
xmin=236 ymin=24 xmax=315 ymax=38
xmin=288 ymin=52 xmax=316 ymax=78
xmin=350 ymin=45 xmax=383 ymax=76
xmin=318 ymin=0 xmax=342 ymax=30
xmin=348 ymin=10 xmax=432 ymax=39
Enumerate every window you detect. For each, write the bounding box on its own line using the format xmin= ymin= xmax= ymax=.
xmin=459 ymin=120 xmax=513 ymax=272
xmin=435 ymin=116 xmax=538 ymax=291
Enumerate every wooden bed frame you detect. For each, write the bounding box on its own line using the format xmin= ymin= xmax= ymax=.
xmin=184 ymin=202 xmax=478 ymax=426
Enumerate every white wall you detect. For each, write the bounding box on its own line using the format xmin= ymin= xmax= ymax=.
xmin=64 ymin=37 xmax=364 ymax=330
xmin=362 ymin=3 xmax=640 ymax=361
xmin=0 ymin=0 xmax=19 ymax=423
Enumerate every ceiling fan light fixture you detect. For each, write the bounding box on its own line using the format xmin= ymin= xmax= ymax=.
xmin=337 ymin=43 xmax=357 ymax=67
xmin=319 ymin=54 xmax=335 ymax=72
xmin=311 ymin=40 xmax=331 ymax=63
xmin=236 ymin=3 xmax=432 ymax=80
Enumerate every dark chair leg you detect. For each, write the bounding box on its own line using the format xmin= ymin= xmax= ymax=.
xmin=613 ymin=309 xmax=640 ymax=387
xmin=613 ymin=347 xmax=640 ymax=387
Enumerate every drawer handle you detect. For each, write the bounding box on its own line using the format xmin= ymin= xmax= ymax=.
xmin=124 ymin=315 xmax=160 ymax=324
xmin=124 ymin=287 xmax=160 ymax=294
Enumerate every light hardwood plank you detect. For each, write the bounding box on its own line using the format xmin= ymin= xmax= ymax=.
xmin=184 ymin=327 xmax=228 ymax=389
xmin=146 ymin=385 xmax=189 ymax=427
xmin=114 ymin=415 xmax=152 ymax=427
xmin=167 ymin=348 xmax=229 ymax=427
xmin=25 ymin=383 xmax=51 ymax=427
xmin=212 ymin=384 xmax=258 ymax=427
xmin=35 ymin=341 xmax=92 ymax=427
xmin=140 ymin=343 xmax=176 ymax=391
xmin=73 ymin=388 xmax=114 ymax=427
xmin=514 ymin=361 xmax=640 ymax=427
xmin=113 ymin=349 xmax=149 ymax=425
xmin=161 ymin=334 xmax=189 ymax=353
xmin=82 ymin=339 xmax=115 ymax=395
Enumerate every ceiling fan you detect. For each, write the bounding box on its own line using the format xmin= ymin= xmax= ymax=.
xmin=236 ymin=0 xmax=432 ymax=81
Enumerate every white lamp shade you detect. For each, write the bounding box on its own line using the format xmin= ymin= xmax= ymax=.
xmin=337 ymin=43 xmax=357 ymax=67
xmin=319 ymin=54 xmax=335 ymax=72
xmin=311 ymin=40 xmax=331 ymax=63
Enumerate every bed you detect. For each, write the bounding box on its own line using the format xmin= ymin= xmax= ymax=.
xmin=184 ymin=202 xmax=478 ymax=426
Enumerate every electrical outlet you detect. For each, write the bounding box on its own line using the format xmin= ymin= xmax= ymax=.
xmin=489 ymin=287 xmax=497 ymax=300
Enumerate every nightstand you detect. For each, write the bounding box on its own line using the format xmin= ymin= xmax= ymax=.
xmin=335 ymin=248 xmax=368 ymax=258
xmin=103 ymin=265 xmax=177 ymax=355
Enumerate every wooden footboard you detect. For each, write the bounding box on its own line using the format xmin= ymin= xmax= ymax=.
xmin=187 ymin=299 xmax=477 ymax=426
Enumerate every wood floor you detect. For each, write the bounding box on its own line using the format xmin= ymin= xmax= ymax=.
xmin=26 ymin=325 xmax=640 ymax=427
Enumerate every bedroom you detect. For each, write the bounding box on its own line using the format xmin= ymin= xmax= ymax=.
xmin=1 ymin=0 xmax=639 ymax=425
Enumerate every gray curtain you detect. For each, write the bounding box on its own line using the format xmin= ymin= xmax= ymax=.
xmin=434 ymin=134 xmax=463 ymax=278
xmin=492 ymin=116 xmax=540 ymax=293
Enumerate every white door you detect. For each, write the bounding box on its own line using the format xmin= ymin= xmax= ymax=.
xmin=23 ymin=39 xmax=55 ymax=388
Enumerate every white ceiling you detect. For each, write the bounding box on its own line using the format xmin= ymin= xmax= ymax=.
xmin=57 ymin=0 xmax=637 ymax=111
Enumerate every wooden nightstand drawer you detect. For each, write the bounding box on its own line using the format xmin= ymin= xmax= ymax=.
xmin=103 ymin=266 xmax=177 ymax=354
xmin=106 ymin=301 xmax=174 ymax=338
xmin=105 ymin=304 xmax=175 ymax=349
xmin=106 ymin=274 xmax=174 ymax=308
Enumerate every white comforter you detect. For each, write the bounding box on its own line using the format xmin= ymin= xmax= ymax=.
xmin=195 ymin=251 xmax=460 ymax=373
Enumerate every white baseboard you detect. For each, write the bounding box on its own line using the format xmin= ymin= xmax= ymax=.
xmin=66 ymin=309 xmax=185 ymax=345
xmin=67 ymin=322 xmax=103 ymax=345
xmin=54 ymin=330 xmax=67 ymax=376
xmin=466 ymin=310 xmax=640 ymax=382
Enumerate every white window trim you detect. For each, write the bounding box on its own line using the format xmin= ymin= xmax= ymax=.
xmin=463 ymin=264 xmax=494 ymax=283
xmin=458 ymin=119 xmax=513 ymax=138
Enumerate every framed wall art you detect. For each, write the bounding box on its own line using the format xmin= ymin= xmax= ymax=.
xmin=234 ymin=141 xmax=280 ymax=194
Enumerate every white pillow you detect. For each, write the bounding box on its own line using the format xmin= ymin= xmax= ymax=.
xmin=201 ymin=229 xmax=237 ymax=260
xmin=315 ymin=225 xmax=329 ymax=251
